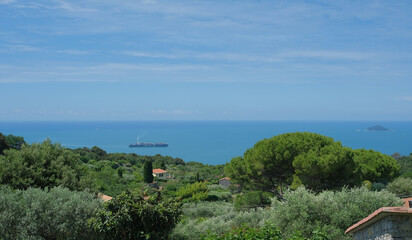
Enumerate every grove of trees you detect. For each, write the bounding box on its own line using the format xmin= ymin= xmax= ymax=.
xmin=0 ymin=131 xmax=410 ymax=240
xmin=225 ymin=132 xmax=400 ymax=194
xmin=0 ymin=140 xmax=93 ymax=191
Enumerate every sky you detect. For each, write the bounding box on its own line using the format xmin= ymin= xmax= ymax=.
xmin=0 ymin=0 xmax=412 ymax=121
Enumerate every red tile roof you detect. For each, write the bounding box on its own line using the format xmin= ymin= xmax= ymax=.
xmin=402 ymin=197 xmax=412 ymax=207
xmin=98 ymin=193 xmax=113 ymax=202
xmin=220 ymin=177 xmax=231 ymax=181
xmin=345 ymin=207 xmax=412 ymax=234
xmin=153 ymin=168 xmax=167 ymax=174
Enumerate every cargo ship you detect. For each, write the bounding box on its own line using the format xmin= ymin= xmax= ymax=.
xmin=129 ymin=138 xmax=168 ymax=147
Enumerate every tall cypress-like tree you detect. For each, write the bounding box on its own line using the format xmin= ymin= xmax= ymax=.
xmin=143 ymin=160 xmax=154 ymax=183
xmin=0 ymin=133 xmax=10 ymax=155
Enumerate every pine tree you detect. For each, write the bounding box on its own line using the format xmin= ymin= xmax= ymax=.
xmin=143 ymin=160 xmax=154 ymax=183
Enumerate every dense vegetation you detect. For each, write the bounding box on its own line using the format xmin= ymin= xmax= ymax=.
xmin=90 ymin=191 xmax=182 ymax=240
xmin=0 ymin=131 xmax=410 ymax=240
xmin=0 ymin=140 xmax=92 ymax=191
xmin=0 ymin=186 xmax=101 ymax=240
xmin=225 ymin=132 xmax=400 ymax=195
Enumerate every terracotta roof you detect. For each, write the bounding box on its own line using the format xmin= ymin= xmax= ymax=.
xmin=402 ymin=197 xmax=412 ymax=207
xmin=220 ymin=177 xmax=231 ymax=181
xmin=153 ymin=169 xmax=167 ymax=174
xmin=98 ymin=193 xmax=113 ymax=202
xmin=345 ymin=207 xmax=412 ymax=234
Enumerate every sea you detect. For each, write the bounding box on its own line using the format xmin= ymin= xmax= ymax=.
xmin=0 ymin=121 xmax=411 ymax=165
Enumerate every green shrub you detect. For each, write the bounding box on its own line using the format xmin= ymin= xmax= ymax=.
xmin=89 ymin=191 xmax=182 ymax=240
xmin=177 ymin=182 xmax=209 ymax=202
xmin=234 ymin=191 xmax=272 ymax=210
xmin=206 ymin=191 xmax=232 ymax=202
xmin=202 ymin=223 xmax=329 ymax=240
xmin=0 ymin=186 xmax=102 ymax=240
xmin=171 ymin=202 xmax=270 ymax=240
xmin=0 ymin=140 xmax=93 ymax=191
xmin=371 ymin=182 xmax=386 ymax=191
xmin=208 ymin=184 xmax=225 ymax=191
xmin=269 ymin=187 xmax=403 ymax=239
xmin=386 ymin=177 xmax=412 ymax=197
xmin=202 ymin=223 xmax=283 ymax=240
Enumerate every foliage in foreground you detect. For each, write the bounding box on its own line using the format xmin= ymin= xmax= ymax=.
xmin=386 ymin=177 xmax=412 ymax=197
xmin=0 ymin=186 xmax=102 ymax=240
xmin=234 ymin=191 xmax=272 ymax=210
xmin=203 ymin=223 xmax=329 ymax=240
xmin=173 ymin=187 xmax=402 ymax=240
xmin=176 ymin=181 xmax=209 ymax=202
xmin=171 ymin=202 xmax=270 ymax=240
xmin=269 ymin=187 xmax=403 ymax=240
xmin=89 ymin=191 xmax=182 ymax=240
xmin=0 ymin=140 xmax=93 ymax=191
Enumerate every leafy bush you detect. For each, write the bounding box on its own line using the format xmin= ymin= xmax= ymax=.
xmin=0 ymin=186 xmax=102 ymax=240
xmin=371 ymin=182 xmax=386 ymax=191
xmin=202 ymin=223 xmax=283 ymax=240
xmin=207 ymin=191 xmax=232 ymax=202
xmin=0 ymin=140 xmax=93 ymax=191
xmin=177 ymin=182 xmax=209 ymax=202
xmin=234 ymin=191 xmax=272 ymax=210
xmin=171 ymin=202 xmax=270 ymax=240
xmin=202 ymin=223 xmax=329 ymax=240
xmin=208 ymin=184 xmax=225 ymax=191
xmin=89 ymin=191 xmax=182 ymax=240
xmin=269 ymin=187 xmax=403 ymax=239
xmin=386 ymin=177 xmax=412 ymax=197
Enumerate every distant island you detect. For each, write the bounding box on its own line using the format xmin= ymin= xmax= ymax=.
xmin=366 ymin=125 xmax=390 ymax=131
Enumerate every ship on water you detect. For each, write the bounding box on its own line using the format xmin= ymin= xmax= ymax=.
xmin=129 ymin=137 xmax=168 ymax=147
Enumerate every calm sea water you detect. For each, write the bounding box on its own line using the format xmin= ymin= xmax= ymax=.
xmin=0 ymin=121 xmax=411 ymax=165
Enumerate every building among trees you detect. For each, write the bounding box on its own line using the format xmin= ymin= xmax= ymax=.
xmin=219 ymin=177 xmax=231 ymax=188
xmin=153 ymin=168 xmax=168 ymax=179
xmin=346 ymin=198 xmax=412 ymax=239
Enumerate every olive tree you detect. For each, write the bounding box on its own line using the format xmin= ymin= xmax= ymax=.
xmin=0 ymin=139 xmax=93 ymax=191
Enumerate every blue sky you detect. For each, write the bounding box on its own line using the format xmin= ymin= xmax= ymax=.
xmin=1 ymin=0 xmax=412 ymax=121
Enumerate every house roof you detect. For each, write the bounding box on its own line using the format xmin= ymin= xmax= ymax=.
xmin=402 ymin=197 xmax=412 ymax=207
xmin=220 ymin=177 xmax=231 ymax=181
xmin=345 ymin=205 xmax=412 ymax=234
xmin=98 ymin=193 xmax=113 ymax=202
xmin=153 ymin=168 xmax=167 ymax=174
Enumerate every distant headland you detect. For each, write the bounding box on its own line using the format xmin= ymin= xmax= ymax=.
xmin=366 ymin=125 xmax=390 ymax=132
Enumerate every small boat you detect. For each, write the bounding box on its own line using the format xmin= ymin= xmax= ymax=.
xmin=129 ymin=137 xmax=168 ymax=147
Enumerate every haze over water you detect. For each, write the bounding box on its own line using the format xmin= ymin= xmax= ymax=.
xmin=1 ymin=121 xmax=411 ymax=165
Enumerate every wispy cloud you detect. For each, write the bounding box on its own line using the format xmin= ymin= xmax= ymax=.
xmin=117 ymin=50 xmax=373 ymax=62
xmin=150 ymin=109 xmax=196 ymax=115
xmin=279 ymin=51 xmax=373 ymax=61
xmin=401 ymin=96 xmax=412 ymax=101
xmin=86 ymin=63 xmax=209 ymax=72
xmin=53 ymin=0 xmax=97 ymax=13
xmin=57 ymin=49 xmax=95 ymax=55
xmin=116 ymin=51 xmax=178 ymax=59
xmin=0 ymin=0 xmax=17 ymax=4
xmin=0 ymin=63 xmax=211 ymax=83
xmin=1 ymin=44 xmax=41 ymax=52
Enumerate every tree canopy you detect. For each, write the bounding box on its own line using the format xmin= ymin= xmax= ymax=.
xmin=5 ymin=134 xmax=26 ymax=150
xmin=225 ymin=132 xmax=400 ymax=193
xmin=89 ymin=191 xmax=182 ymax=240
xmin=143 ymin=160 xmax=154 ymax=183
xmin=0 ymin=186 xmax=101 ymax=240
xmin=0 ymin=133 xmax=9 ymax=155
xmin=0 ymin=139 xmax=93 ymax=191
